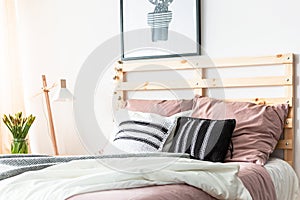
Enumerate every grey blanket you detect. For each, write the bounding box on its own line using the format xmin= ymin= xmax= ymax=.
xmin=0 ymin=153 xmax=189 ymax=181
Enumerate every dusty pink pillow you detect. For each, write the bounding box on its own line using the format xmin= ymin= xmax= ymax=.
xmin=125 ymin=99 xmax=193 ymax=117
xmin=191 ymin=96 xmax=288 ymax=165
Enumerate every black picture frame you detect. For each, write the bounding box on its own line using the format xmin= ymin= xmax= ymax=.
xmin=120 ymin=0 xmax=201 ymax=61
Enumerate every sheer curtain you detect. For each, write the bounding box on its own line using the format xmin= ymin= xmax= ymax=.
xmin=0 ymin=0 xmax=25 ymax=153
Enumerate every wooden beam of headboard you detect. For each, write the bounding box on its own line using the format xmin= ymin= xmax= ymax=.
xmin=113 ymin=53 xmax=295 ymax=167
xmin=116 ymin=76 xmax=292 ymax=91
xmin=118 ymin=53 xmax=293 ymax=72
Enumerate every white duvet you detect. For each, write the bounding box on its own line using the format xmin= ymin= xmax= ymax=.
xmin=0 ymin=156 xmax=252 ymax=200
xmin=265 ymin=158 xmax=300 ymax=200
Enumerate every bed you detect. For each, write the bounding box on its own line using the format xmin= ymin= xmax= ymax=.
xmin=0 ymin=53 xmax=299 ymax=200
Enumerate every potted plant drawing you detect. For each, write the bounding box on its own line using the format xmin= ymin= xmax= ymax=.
xmin=2 ymin=112 xmax=36 ymax=154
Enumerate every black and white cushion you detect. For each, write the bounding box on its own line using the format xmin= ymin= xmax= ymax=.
xmin=112 ymin=110 xmax=190 ymax=153
xmin=168 ymin=117 xmax=236 ymax=162
xmin=114 ymin=120 xmax=170 ymax=152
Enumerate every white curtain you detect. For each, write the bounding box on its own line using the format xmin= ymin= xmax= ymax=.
xmin=0 ymin=0 xmax=25 ymax=153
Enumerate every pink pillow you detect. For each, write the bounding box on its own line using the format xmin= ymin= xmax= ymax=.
xmin=191 ymin=96 xmax=288 ymax=165
xmin=125 ymin=99 xmax=193 ymax=117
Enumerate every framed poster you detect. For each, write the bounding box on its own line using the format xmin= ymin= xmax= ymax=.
xmin=120 ymin=0 xmax=201 ymax=60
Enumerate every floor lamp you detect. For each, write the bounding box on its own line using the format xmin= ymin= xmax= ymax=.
xmin=42 ymin=75 xmax=73 ymax=155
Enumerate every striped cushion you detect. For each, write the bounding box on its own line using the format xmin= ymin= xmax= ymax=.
xmin=169 ymin=117 xmax=236 ymax=162
xmin=113 ymin=110 xmax=179 ymax=153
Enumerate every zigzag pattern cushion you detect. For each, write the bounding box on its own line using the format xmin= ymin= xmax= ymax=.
xmin=168 ymin=117 xmax=236 ymax=162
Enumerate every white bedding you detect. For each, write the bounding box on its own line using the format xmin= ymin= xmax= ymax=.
xmin=265 ymin=158 xmax=300 ymax=200
xmin=0 ymin=156 xmax=251 ymax=200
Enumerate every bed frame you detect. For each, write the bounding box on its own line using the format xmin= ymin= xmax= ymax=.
xmin=113 ymin=53 xmax=295 ymax=167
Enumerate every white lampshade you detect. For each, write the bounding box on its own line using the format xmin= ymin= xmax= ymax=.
xmin=52 ymin=79 xmax=73 ymax=102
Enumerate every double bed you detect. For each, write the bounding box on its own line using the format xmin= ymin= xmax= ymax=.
xmin=0 ymin=53 xmax=299 ymax=199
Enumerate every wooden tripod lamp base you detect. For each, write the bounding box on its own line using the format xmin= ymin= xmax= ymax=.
xmin=42 ymin=75 xmax=59 ymax=155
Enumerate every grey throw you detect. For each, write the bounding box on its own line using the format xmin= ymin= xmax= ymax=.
xmin=0 ymin=153 xmax=188 ymax=181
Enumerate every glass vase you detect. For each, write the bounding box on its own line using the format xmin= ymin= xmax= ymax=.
xmin=11 ymin=138 xmax=28 ymax=154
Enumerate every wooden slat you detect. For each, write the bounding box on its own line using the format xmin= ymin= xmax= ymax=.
xmin=287 ymin=161 xmax=293 ymax=166
xmin=121 ymin=53 xmax=293 ymax=72
xmin=122 ymin=59 xmax=195 ymax=72
xmin=284 ymin=128 xmax=294 ymax=140
xmin=194 ymin=68 xmax=204 ymax=96
xmin=214 ymin=76 xmax=291 ymax=88
xmin=116 ymin=80 xmax=194 ymax=91
xmin=285 ymin=150 xmax=293 ymax=165
xmin=116 ymin=76 xmax=291 ymax=91
xmin=210 ymin=53 xmax=293 ymax=68
xmin=284 ymin=128 xmax=292 ymax=137
xmin=285 ymin=63 xmax=294 ymax=78
xmin=284 ymin=118 xmax=293 ymax=128
xmin=224 ymin=97 xmax=292 ymax=107
xmin=113 ymin=62 xmax=126 ymax=110
xmin=285 ymin=85 xmax=293 ymax=98
xmin=284 ymin=62 xmax=294 ymax=167
xmin=287 ymin=108 xmax=293 ymax=118
xmin=277 ymin=139 xmax=293 ymax=149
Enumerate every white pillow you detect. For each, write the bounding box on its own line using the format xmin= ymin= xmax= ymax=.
xmin=111 ymin=110 xmax=191 ymax=153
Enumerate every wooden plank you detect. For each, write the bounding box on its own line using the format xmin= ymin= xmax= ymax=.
xmin=113 ymin=62 xmax=126 ymax=110
xmin=284 ymin=118 xmax=293 ymax=128
xmin=284 ymin=62 xmax=294 ymax=167
xmin=287 ymin=108 xmax=293 ymax=118
xmin=287 ymin=161 xmax=293 ymax=166
xmin=285 ymin=86 xmax=293 ymax=98
xmin=284 ymin=128 xmax=293 ymax=137
xmin=116 ymin=80 xmax=194 ymax=91
xmin=284 ymin=149 xmax=293 ymax=166
xmin=276 ymin=139 xmax=293 ymax=149
xmin=194 ymin=68 xmax=204 ymax=96
xmin=121 ymin=53 xmax=293 ymax=72
xmin=285 ymin=63 xmax=294 ymax=77
xmin=285 ymin=64 xmax=294 ymax=98
xmin=116 ymin=76 xmax=291 ymax=91
xmin=209 ymin=53 xmax=293 ymax=68
xmin=224 ymin=97 xmax=292 ymax=107
xmin=284 ymin=128 xmax=294 ymax=140
xmin=286 ymin=150 xmax=293 ymax=160
xmin=213 ymin=76 xmax=291 ymax=88
xmin=122 ymin=59 xmax=196 ymax=72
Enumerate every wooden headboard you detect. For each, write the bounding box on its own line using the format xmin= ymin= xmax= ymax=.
xmin=113 ymin=53 xmax=295 ymax=167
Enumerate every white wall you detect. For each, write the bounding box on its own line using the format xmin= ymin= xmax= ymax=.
xmin=16 ymin=0 xmax=300 ymax=176
xmin=16 ymin=0 xmax=120 ymax=155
